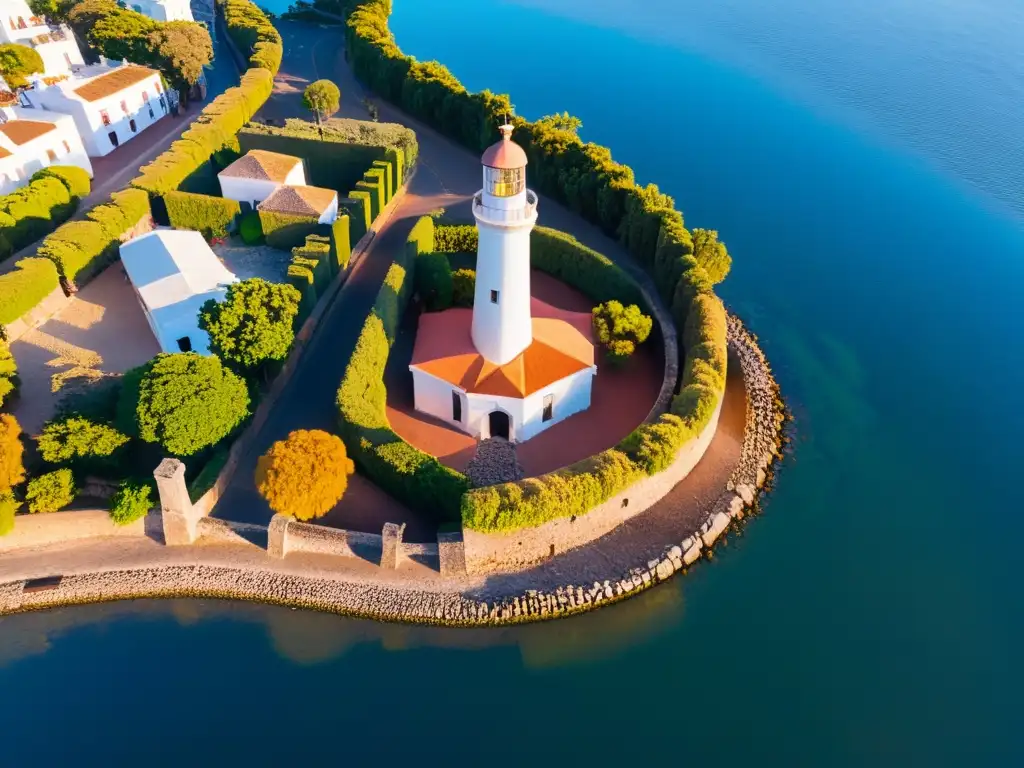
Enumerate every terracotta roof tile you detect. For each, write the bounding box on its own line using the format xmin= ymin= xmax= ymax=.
xmin=73 ymin=65 xmax=159 ymax=102
xmin=219 ymin=149 xmax=301 ymax=183
xmin=410 ymin=299 xmax=595 ymax=398
xmin=0 ymin=119 xmax=56 ymax=145
xmin=257 ymin=184 xmax=336 ymax=216
xmin=0 ymin=146 xmax=11 ymax=159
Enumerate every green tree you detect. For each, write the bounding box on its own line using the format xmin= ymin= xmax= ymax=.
xmin=28 ymin=0 xmax=79 ymax=23
xmin=198 ymin=278 xmax=301 ymax=375
xmin=255 ymin=429 xmax=354 ymax=521
xmin=0 ymin=413 xmax=24 ymax=493
xmin=118 ymin=353 xmax=250 ymax=457
xmin=109 ymin=480 xmax=152 ymax=525
xmin=147 ymin=20 xmax=214 ymax=91
xmin=592 ymin=300 xmax=653 ymax=366
xmin=691 ymin=228 xmax=731 ymax=285
xmin=0 ymin=44 xmax=44 ymax=89
xmin=0 ymin=337 xmax=17 ymax=409
xmin=302 ymin=79 xmax=340 ymax=126
xmin=37 ymin=416 xmax=130 ymax=468
xmin=537 ymin=111 xmax=582 ymax=135
xmin=88 ymin=8 xmax=157 ymax=65
xmin=25 ymin=468 xmax=75 ymax=514
xmin=451 ymin=268 xmax=476 ymax=308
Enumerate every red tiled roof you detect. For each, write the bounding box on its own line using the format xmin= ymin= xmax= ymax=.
xmin=219 ymin=149 xmax=301 ymax=183
xmin=0 ymin=119 xmax=55 ymax=145
xmin=74 ymin=65 xmax=159 ymax=102
xmin=410 ymin=298 xmax=594 ymax=398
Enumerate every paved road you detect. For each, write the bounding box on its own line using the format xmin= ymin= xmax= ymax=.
xmin=212 ymin=21 xmax=670 ymax=535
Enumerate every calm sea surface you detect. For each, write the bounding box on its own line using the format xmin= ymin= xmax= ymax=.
xmin=2 ymin=2 xmax=1022 ymax=764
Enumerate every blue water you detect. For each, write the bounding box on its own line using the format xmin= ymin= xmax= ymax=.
xmin=2 ymin=2 xmax=1023 ymax=764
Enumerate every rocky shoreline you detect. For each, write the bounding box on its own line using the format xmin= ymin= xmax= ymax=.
xmin=0 ymin=315 xmax=786 ymax=625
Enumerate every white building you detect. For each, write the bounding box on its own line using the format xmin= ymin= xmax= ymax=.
xmin=0 ymin=0 xmax=84 ymax=75
xmin=128 ymin=0 xmax=194 ymax=23
xmin=257 ymin=184 xmax=338 ymax=225
xmin=0 ymin=105 xmax=91 ymax=194
xmin=119 ymin=229 xmax=238 ymax=356
xmin=21 ymin=59 xmax=168 ymax=157
xmin=409 ymin=125 xmax=596 ymax=442
xmin=218 ymin=150 xmax=306 ymax=208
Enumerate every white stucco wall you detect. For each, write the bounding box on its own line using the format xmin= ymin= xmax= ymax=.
xmin=410 ymin=368 xmax=473 ymax=435
xmin=35 ymin=38 xmax=84 ymax=75
xmin=218 ymin=175 xmax=282 ymax=207
xmin=0 ymin=1 xmax=48 ymax=45
xmin=131 ymin=0 xmax=194 ymax=22
xmin=284 ymin=163 xmax=306 ymax=187
xmin=518 ymin=366 xmax=595 ymax=441
xmin=0 ymin=112 xmax=93 ymax=194
xmin=317 ymin=193 xmax=339 ymax=224
xmin=471 ymin=217 xmax=535 ymax=365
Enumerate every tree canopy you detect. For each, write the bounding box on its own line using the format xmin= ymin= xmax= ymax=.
xmin=302 ymin=79 xmax=340 ymax=125
xmin=148 ymin=21 xmax=215 ymax=91
xmin=691 ymin=228 xmax=731 ymax=285
xmin=255 ymin=429 xmax=355 ymax=521
xmin=0 ymin=413 xmax=24 ymax=493
xmin=198 ymin=278 xmax=301 ymax=374
xmin=37 ymin=416 xmax=130 ymax=466
xmin=0 ymin=338 xmax=17 ymax=409
xmin=118 ymin=353 xmax=250 ymax=457
xmin=0 ymin=44 xmax=44 ymax=90
xmin=592 ymin=300 xmax=653 ymax=366
xmin=537 ymin=111 xmax=582 ymax=136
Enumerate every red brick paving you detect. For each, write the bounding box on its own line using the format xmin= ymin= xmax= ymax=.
xmin=385 ymin=270 xmax=664 ymax=477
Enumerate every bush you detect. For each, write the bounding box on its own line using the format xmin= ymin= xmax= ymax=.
xmin=452 ymin=267 xmax=475 ymax=307
xmin=219 ymin=0 xmax=282 ymax=60
xmin=354 ymin=178 xmax=382 ymax=221
xmin=531 ymin=227 xmax=646 ymax=308
xmin=0 ymin=412 xmax=25 ymax=493
xmin=331 ymin=215 xmax=351 ymax=269
xmin=25 ymin=468 xmax=75 ymax=514
xmin=108 ymin=480 xmax=153 ymax=525
xmin=0 ymin=43 xmax=43 ymax=88
xmin=0 ymin=172 xmax=83 ymax=262
xmin=0 ymin=258 xmax=59 ymax=326
xmin=0 ymin=337 xmax=17 ymax=409
xmin=342 ymin=192 xmax=371 ymax=240
xmin=249 ymin=41 xmax=282 ymax=73
xmin=199 ymin=278 xmax=301 ymax=374
xmin=434 ymin=224 xmax=477 ymax=253
xmin=239 ymin=210 xmax=263 ymax=243
xmin=36 ymin=416 xmax=130 ymax=470
xmin=118 ymin=352 xmax=250 ymax=456
xmin=0 ymin=491 xmax=16 ymax=536
xmin=416 ymin=251 xmax=453 ymax=311
xmin=592 ymin=300 xmax=653 ymax=366
xmin=34 ymin=165 xmax=91 ymax=202
xmin=164 ymin=190 xmax=241 ymax=239
xmin=255 ymin=429 xmax=354 ymax=520
xmin=691 ymin=228 xmax=731 ymax=285
xmin=259 ymin=209 xmax=321 ymax=250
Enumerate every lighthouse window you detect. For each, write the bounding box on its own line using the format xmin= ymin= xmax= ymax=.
xmin=490 ymin=289 xmax=499 ymax=304
xmin=543 ymin=395 xmax=554 ymax=422
xmin=486 ymin=166 xmax=524 ymax=197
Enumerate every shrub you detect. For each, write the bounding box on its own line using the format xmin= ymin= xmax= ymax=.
xmin=452 ymin=267 xmax=475 ymax=307
xmin=239 ymin=210 xmax=263 ymax=243
xmin=691 ymin=228 xmax=731 ymax=285
xmin=55 ymin=377 xmax=123 ymax=423
xmin=303 ymin=78 xmax=341 ymax=125
xmin=36 ymin=220 xmax=110 ymax=280
xmin=118 ymin=352 xmax=250 ymax=456
xmin=198 ymin=278 xmax=301 ymax=374
xmin=286 ymin=264 xmax=316 ymax=323
xmin=371 ymin=159 xmax=393 ymax=201
xmin=0 ymin=43 xmax=43 ymax=89
xmin=0 ymin=172 xmax=82 ymax=262
xmin=25 ymin=468 xmax=76 ymax=514
xmin=0 ymin=337 xmax=17 ymax=409
xmin=416 ymin=252 xmax=453 ymax=311
xmin=249 ymin=41 xmax=282 ymax=73
xmin=34 ymin=165 xmax=91 ymax=201
xmin=531 ymin=227 xmax=646 ymax=308
xmin=0 ymin=413 xmax=25 ymax=492
xmin=164 ymin=190 xmax=241 ymax=239
xmin=331 ymin=215 xmax=351 ymax=269
xmin=219 ymin=0 xmax=282 ymax=58
xmin=108 ymin=480 xmax=153 ymax=525
xmin=259 ymin=209 xmax=321 ymax=250
xmin=342 ymin=192 xmax=371 ymax=240
xmin=0 ymin=491 xmax=16 ymax=536
xmin=670 ymin=260 xmax=713 ymax=332
xmin=592 ymin=300 xmax=653 ymax=366
xmin=36 ymin=416 xmax=130 ymax=469
xmin=0 ymin=258 xmax=59 ymax=326
xmin=354 ymin=178 xmax=382 ymax=221
xmin=255 ymin=429 xmax=354 ymax=520
xmin=434 ymin=224 xmax=477 ymax=253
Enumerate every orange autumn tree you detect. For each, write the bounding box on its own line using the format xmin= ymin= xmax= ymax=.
xmin=255 ymin=429 xmax=355 ymax=521
xmin=0 ymin=413 xmax=26 ymax=493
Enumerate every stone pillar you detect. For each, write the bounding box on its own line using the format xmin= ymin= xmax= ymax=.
xmin=380 ymin=522 xmax=405 ymax=569
xmin=437 ymin=531 xmax=466 ymax=576
xmin=267 ymin=514 xmax=292 ymax=558
xmin=154 ymin=458 xmax=198 ymax=545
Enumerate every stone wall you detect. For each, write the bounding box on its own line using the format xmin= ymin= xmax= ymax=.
xmin=0 ymin=510 xmax=146 ymax=553
xmin=463 ymin=395 xmax=724 ymax=574
xmin=195 ymin=517 xmax=267 ymax=546
xmin=268 ymin=514 xmax=383 ymax=559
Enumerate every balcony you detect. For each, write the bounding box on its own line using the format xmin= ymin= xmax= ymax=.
xmin=472 ymin=189 xmax=538 ymax=227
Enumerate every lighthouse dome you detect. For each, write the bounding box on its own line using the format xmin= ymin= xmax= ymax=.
xmin=482 ymin=124 xmax=527 ymax=169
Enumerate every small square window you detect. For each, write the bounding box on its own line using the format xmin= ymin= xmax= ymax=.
xmin=100 ymin=109 xmax=110 ymax=126
xmin=176 ymin=336 xmax=192 ymax=352
xmin=46 ymin=148 xmax=57 ymax=161
xmin=543 ymin=394 xmax=554 ymax=422
xmin=451 ymin=391 xmax=462 ymax=423
xmin=490 ymin=289 xmax=499 ymax=304
xmin=62 ymin=140 xmax=70 ymax=153
xmin=129 ymin=118 xmax=137 ymax=133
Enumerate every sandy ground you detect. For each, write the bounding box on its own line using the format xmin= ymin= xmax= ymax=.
xmin=10 ymin=264 xmax=160 ymax=434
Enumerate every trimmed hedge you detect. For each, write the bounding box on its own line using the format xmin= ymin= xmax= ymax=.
xmin=259 ymin=209 xmax=323 ymax=250
xmin=331 ymin=215 xmax=352 ymax=270
xmin=354 ymin=178 xmax=382 ymax=221
xmin=341 ymin=193 xmax=371 ymax=242
xmin=237 ymin=118 xmax=417 ymax=193
xmin=0 ymin=258 xmax=60 ymax=326
xmin=218 ymin=0 xmax=283 ymax=62
xmin=165 ymin=190 xmax=241 ymax=239
xmin=335 ymin=216 xmax=467 ymax=523
xmin=371 ymin=159 xmax=393 ymax=201
xmin=434 ymin=224 xmax=476 ymax=253
xmin=286 ymin=264 xmax=317 ymax=324
xmin=0 ymin=337 xmax=16 ymax=408
xmin=0 ymin=166 xmax=89 ymax=262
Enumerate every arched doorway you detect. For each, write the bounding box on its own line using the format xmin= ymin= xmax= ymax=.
xmin=488 ymin=410 xmax=510 ymax=440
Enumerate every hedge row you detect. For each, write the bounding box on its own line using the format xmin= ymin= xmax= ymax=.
xmin=0 ymin=337 xmax=16 ymax=409
xmin=37 ymin=189 xmax=151 ymax=282
xmin=165 ymin=190 xmax=241 ymax=239
xmin=217 ymin=0 xmax=283 ymax=71
xmin=335 ymin=216 xmax=466 ymax=522
xmin=237 ymin=119 xmax=415 ymax=193
xmin=0 ymin=258 xmax=59 ymax=326
xmin=0 ymin=166 xmax=91 ymax=263
xmin=285 ymin=221 xmax=352 ymax=325
xmin=260 ymin=209 xmax=323 ymax=250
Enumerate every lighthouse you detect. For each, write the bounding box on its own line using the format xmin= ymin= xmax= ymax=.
xmin=408 ymin=125 xmax=596 ymax=443
xmin=470 ymin=123 xmax=538 ymax=365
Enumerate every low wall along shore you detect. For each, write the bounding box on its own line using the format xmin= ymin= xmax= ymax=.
xmin=0 ymin=510 xmax=147 ymax=553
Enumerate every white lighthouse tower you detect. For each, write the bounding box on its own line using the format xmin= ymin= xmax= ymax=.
xmin=470 ymin=123 xmax=538 ymax=365
xmin=408 ymin=124 xmax=596 ymax=443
